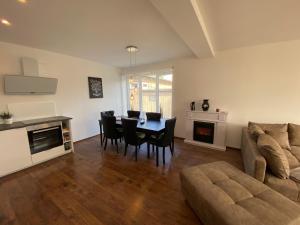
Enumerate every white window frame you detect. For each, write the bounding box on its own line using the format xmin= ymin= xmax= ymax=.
xmin=126 ymin=69 xmax=173 ymax=116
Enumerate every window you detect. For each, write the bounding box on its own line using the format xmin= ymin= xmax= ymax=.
xmin=159 ymin=73 xmax=172 ymax=118
xmin=128 ymin=76 xmax=139 ymax=111
xmin=142 ymin=73 xmax=156 ymax=113
xmin=127 ymin=70 xmax=173 ymax=118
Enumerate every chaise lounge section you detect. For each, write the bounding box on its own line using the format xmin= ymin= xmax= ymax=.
xmin=180 ymin=161 xmax=300 ymax=225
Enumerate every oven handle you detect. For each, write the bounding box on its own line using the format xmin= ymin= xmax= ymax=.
xmin=33 ymin=137 xmax=48 ymax=141
xmin=32 ymin=126 xmax=60 ymax=134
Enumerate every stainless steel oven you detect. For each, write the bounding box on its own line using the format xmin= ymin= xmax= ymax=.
xmin=27 ymin=122 xmax=63 ymax=155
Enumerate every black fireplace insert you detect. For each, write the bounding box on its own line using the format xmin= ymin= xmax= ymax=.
xmin=193 ymin=121 xmax=215 ymax=144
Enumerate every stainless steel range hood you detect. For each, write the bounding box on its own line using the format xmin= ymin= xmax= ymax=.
xmin=4 ymin=57 xmax=58 ymax=95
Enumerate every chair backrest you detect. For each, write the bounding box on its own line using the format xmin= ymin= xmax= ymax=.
xmin=146 ymin=112 xmax=161 ymax=121
xmin=101 ymin=110 xmax=114 ymax=119
xmin=161 ymin=117 xmax=176 ymax=145
xmin=102 ymin=115 xmax=118 ymax=138
xmin=127 ymin=110 xmax=140 ymax=119
xmin=122 ymin=118 xmax=138 ymax=145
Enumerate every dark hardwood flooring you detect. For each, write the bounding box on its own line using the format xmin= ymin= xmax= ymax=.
xmin=0 ymin=137 xmax=243 ymax=225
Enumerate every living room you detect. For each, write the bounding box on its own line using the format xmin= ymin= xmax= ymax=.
xmin=1 ymin=0 xmax=300 ymax=225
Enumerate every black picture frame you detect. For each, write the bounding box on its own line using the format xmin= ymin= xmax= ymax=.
xmin=88 ymin=77 xmax=103 ymax=98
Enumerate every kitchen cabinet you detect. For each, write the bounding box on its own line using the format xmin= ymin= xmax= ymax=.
xmin=0 ymin=128 xmax=32 ymax=177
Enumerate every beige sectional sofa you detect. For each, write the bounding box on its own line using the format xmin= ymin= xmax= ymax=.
xmin=242 ymin=124 xmax=300 ymax=202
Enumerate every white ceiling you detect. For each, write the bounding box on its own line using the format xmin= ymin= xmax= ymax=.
xmin=198 ymin=0 xmax=300 ymax=50
xmin=1 ymin=0 xmax=300 ymax=68
xmin=0 ymin=0 xmax=193 ymax=68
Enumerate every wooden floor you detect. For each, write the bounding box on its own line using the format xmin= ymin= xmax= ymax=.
xmin=0 ymin=137 xmax=243 ymax=225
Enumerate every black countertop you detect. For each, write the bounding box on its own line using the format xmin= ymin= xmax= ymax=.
xmin=0 ymin=116 xmax=72 ymax=132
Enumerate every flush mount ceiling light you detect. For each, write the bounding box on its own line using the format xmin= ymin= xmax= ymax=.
xmin=18 ymin=0 xmax=27 ymax=3
xmin=1 ymin=19 xmax=11 ymax=26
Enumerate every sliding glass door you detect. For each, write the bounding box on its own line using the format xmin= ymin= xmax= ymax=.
xmin=127 ymin=69 xmax=173 ymax=118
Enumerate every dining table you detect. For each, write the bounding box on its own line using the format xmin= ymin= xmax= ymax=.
xmin=98 ymin=117 xmax=166 ymax=146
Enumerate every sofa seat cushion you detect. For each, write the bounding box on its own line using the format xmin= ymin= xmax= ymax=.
xmin=265 ymin=173 xmax=300 ymax=202
xmin=180 ymin=161 xmax=300 ymax=225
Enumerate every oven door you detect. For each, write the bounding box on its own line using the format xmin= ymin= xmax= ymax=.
xmin=27 ymin=122 xmax=63 ymax=155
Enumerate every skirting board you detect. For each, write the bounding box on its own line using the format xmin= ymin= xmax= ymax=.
xmin=184 ymin=139 xmax=226 ymax=151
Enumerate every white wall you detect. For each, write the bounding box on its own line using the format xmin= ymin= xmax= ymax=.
xmin=124 ymin=40 xmax=300 ymax=148
xmin=0 ymin=41 xmax=122 ymax=142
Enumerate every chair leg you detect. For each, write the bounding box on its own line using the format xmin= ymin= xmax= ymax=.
xmin=156 ymin=146 xmax=159 ymax=167
xmin=124 ymin=143 xmax=128 ymax=156
xmin=147 ymin=143 xmax=150 ymax=159
xmin=115 ymin=139 xmax=119 ymax=153
xmin=111 ymin=139 xmax=113 ymax=145
xmin=170 ymin=145 xmax=174 ymax=156
xmin=172 ymin=138 xmax=174 ymax=151
xmin=104 ymin=137 xmax=107 ymax=150
xmin=135 ymin=145 xmax=138 ymax=161
xmin=100 ymin=133 xmax=103 ymax=147
xmin=102 ymin=135 xmax=105 ymax=144
xmin=163 ymin=147 xmax=165 ymax=165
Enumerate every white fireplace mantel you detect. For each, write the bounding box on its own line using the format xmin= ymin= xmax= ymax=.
xmin=184 ymin=111 xmax=228 ymax=151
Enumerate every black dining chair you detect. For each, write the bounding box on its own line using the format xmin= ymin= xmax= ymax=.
xmin=127 ymin=110 xmax=140 ymax=119
xmin=99 ymin=110 xmax=115 ymax=145
xmin=121 ymin=118 xmax=146 ymax=161
xmin=101 ymin=110 xmax=114 ymax=118
xmin=146 ymin=112 xmax=161 ymax=121
xmin=102 ymin=115 xmax=122 ymax=152
xmin=147 ymin=117 xmax=176 ymax=166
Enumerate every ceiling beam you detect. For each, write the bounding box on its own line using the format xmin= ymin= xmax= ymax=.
xmin=150 ymin=0 xmax=215 ymax=58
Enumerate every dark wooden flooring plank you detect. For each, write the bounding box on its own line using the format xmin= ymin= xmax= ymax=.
xmin=0 ymin=137 xmax=242 ymax=225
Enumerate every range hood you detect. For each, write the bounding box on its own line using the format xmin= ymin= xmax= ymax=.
xmin=4 ymin=57 xmax=58 ymax=95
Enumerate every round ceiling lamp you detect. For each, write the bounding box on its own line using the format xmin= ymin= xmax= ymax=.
xmin=126 ymin=45 xmax=139 ymax=53
xmin=126 ymin=45 xmax=139 ymax=69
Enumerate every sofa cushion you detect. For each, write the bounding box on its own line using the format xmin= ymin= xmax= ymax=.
xmin=290 ymin=167 xmax=300 ymax=183
xmin=249 ymin=122 xmax=288 ymax=133
xmin=248 ymin=123 xmax=265 ymax=139
xmin=181 ymin=161 xmax=300 ymax=225
xmin=265 ymin=173 xmax=300 ymax=202
xmin=257 ymin=134 xmax=290 ymax=179
xmin=265 ymin=130 xmax=291 ymax=150
xmin=284 ymin=149 xmax=300 ymax=169
xmin=288 ymin=123 xmax=300 ymax=146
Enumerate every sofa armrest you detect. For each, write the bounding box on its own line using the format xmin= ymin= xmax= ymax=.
xmin=241 ymin=127 xmax=266 ymax=182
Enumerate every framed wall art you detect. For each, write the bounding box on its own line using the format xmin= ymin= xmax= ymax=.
xmin=88 ymin=77 xmax=103 ymax=98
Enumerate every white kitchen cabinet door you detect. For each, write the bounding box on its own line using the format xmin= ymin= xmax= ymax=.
xmin=0 ymin=128 xmax=32 ymax=177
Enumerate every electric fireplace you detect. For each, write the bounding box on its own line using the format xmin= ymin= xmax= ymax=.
xmin=193 ymin=121 xmax=215 ymax=144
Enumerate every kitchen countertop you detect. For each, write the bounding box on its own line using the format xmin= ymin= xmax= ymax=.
xmin=0 ymin=116 xmax=72 ymax=132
